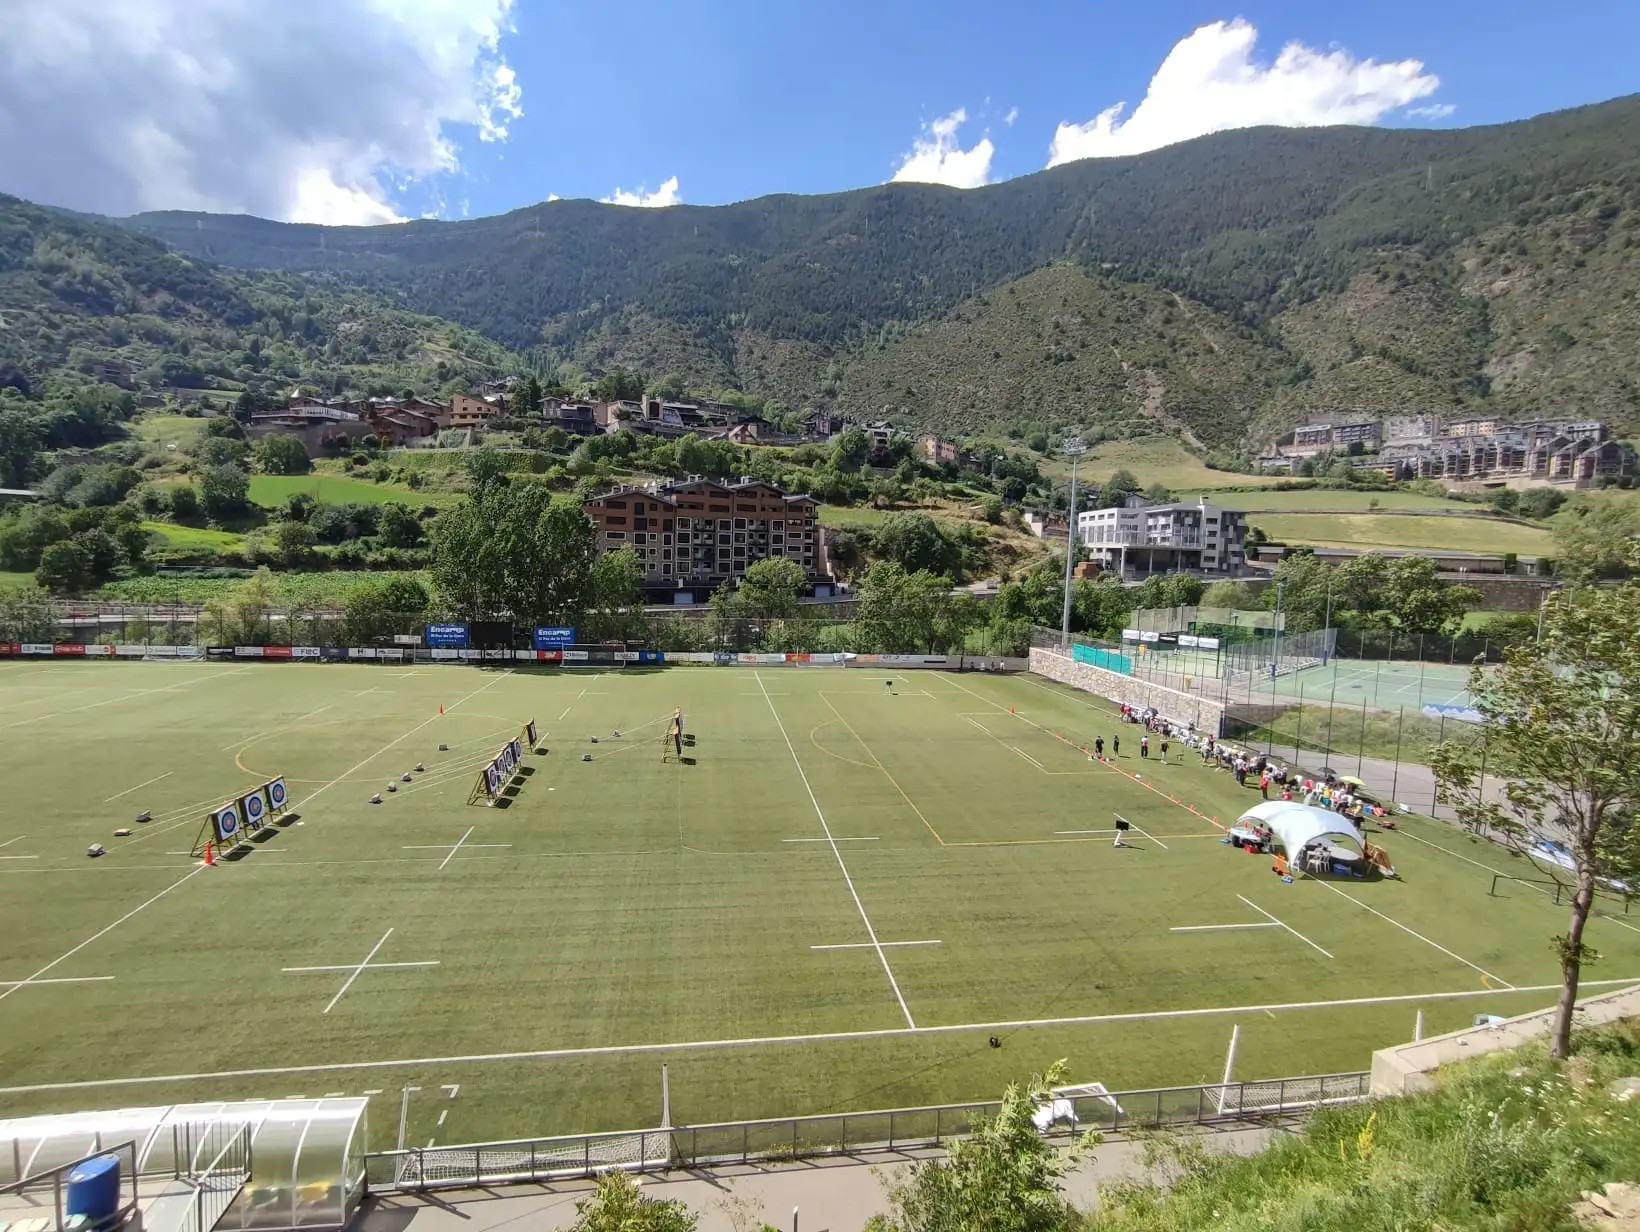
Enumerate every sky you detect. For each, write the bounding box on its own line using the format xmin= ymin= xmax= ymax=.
xmin=0 ymin=0 xmax=1635 ymax=226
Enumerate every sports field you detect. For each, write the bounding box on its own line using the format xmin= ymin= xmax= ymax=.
xmin=1130 ymin=647 xmax=1476 ymax=709
xmin=3 ymin=661 xmax=1635 ymax=1150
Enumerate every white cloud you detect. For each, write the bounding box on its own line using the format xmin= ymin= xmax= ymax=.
xmin=1406 ymin=102 xmax=1457 ymax=120
xmin=601 ymin=176 xmax=682 ymax=208
xmin=1046 ymin=19 xmax=1441 ymax=167
xmin=891 ymin=109 xmax=995 ymax=189
xmin=1003 ymin=106 xmax=1020 ymax=127
xmin=0 ymin=0 xmax=523 ymax=225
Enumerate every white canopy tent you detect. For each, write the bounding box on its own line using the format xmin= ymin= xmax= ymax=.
xmin=1238 ymin=802 xmax=1364 ymax=876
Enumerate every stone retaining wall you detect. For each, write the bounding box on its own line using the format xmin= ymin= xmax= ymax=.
xmin=1030 ymin=647 xmax=1228 ymax=735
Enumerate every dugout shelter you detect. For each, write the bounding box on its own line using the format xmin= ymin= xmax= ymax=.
xmin=0 ymin=1097 xmax=368 ymax=1231
xmin=1237 ymin=802 xmax=1366 ymax=878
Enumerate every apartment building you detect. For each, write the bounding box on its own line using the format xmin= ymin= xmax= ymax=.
xmin=1076 ymin=496 xmax=1247 ymax=579
xmin=582 ymin=477 xmax=823 ymax=591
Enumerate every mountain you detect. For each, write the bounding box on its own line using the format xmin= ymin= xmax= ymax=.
xmin=0 ymin=195 xmax=525 ymax=408
xmin=82 ymin=94 xmax=1640 ymax=446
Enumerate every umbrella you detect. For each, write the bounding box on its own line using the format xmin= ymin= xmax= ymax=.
xmin=1339 ymin=775 xmax=1366 ymax=787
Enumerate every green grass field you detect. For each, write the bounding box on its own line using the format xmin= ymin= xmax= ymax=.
xmin=1246 ymin=512 xmax=1554 ymax=555
xmin=1041 ymin=439 xmax=1287 ymax=491
xmin=248 ymin=474 xmax=456 ymax=509
xmin=130 ymin=416 xmax=210 ymax=450
xmin=1207 ymin=490 xmax=1462 ymax=513
xmin=141 ymin=520 xmax=250 ymax=554
xmin=2 ymin=662 xmax=1633 ymax=1150
xmin=0 ymin=571 xmax=36 ymax=593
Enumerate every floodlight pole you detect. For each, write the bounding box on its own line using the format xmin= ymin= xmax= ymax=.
xmin=1059 ymin=437 xmax=1088 ymax=648
xmin=1322 ymin=576 xmax=1334 ymax=664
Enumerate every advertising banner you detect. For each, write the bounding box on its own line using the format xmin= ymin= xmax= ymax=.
xmin=532 ymin=626 xmax=576 ymax=649
xmin=115 ymin=644 xmax=148 ymax=657
xmin=1139 ymin=631 xmax=1161 ymax=643
xmin=53 ymin=644 xmax=86 ymax=656
xmin=1196 ymin=636 xmax=1221 ymax=650
xmin=458 ymin=649 xmax=484 ymax=661
xmin=292 ymin=646 xmax=322 ymax=659
xmin=425 ymin=623 xmax=470 ymax=648
xmin=562 ymin=650 xmax=589 ymax=661
xmin=431 ymin=648 xmax=460 ymax=661
xmin=145 ymin=645 xmax=180 ymax=657
xmin=264 ymin=646 xmax=293 ymax=660
xmin=21 ymin=644 xmax=52 ymax=655
xmin=0 ymin=642 xmax=18 ymax=657
xmin=234 ymin=646 xmax=265 ymax=658
xmin=175 ymin=646 xmax=204 ymax=658
xmin=379 ymin=648 xmax=405 ymax=662
xmin=1121 ymin=628 xmax=1141 ymax=641
xmin=351 ymin=647 xmax=379 ymax=660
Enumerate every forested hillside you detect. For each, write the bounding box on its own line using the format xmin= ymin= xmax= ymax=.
xmin=55 ymin=93 xmax=1640 ymax=444
xmin=0 ymin=194 xmax=526 ymax=484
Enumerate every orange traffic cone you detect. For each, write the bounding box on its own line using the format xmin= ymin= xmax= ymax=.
xmin=439 ymin=704 xmax=444 ymax=715
xmin=1009 ymin=706 xmax=1015 ymax=714
xmin=203 ymin=841 xmax=214 ymax=866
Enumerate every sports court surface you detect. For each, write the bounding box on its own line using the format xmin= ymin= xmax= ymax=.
xmin=1134 ymin=646 xmax=1476 ymax=710
xmin=1 ymin=660 xmax=1629 ymax=1148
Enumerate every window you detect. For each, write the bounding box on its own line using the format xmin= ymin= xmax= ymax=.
xmin=606 ymin=515 xmax=627 ymax=527
xmin=606 ymin=499 xmax=628 ymax=509
xmin=606 ymin=531 xmax=627 ymax=541
xmin=677 ymin=532 xmax=691 ymax=545
xmin=662 ymin=533 xmax=673 ymax=546
xmin=734 ymin=518 xmax=746 ymax=530
xmin=677 ymin=517 xmax=691 ymax=530
xmin=633 ymin=532 xmax=647 ymax=545
xmin=718 ymin=534 xmax=730 ymax=546
xmin=635 ymin=517 xmax=647 ymax=531
xmin=734 ymin=533 xmax=746 ymax=545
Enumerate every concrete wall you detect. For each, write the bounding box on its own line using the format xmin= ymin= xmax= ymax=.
xmin=1370 ymin=984 xmax=1640 ymax=1097
xmin=1030 ymin=647 xmax=1227 ymax=734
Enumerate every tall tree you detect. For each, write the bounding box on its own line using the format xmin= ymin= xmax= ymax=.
xmin=1432 ymin=582 xmax=1640 ymax=1059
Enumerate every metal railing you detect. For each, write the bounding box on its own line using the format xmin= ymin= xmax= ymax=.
xmin=1 ymin=1140 xmax=141 ymax=1231
xmin=363 ymin=1072 xmax=1368 ymax=1193
xmin=173 ymin=1122 xmax=252 ymax=1232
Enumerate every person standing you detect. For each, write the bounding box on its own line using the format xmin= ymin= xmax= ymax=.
xmin=1094 ymin=736 xmax=1105 ymax=760
xmin=1112 ymin=733 xmax=1120 ymax=758
xmin=1160 ymin=739 xmax=1170 ymax=763
xmin=1140 ymin=734 xmax=1150 ymax=759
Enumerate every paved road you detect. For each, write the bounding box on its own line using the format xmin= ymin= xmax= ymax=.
xmin=355 ymin=1127 xmax=1277 ymax=1232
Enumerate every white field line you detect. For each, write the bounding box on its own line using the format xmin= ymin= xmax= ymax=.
xmin=1171 ymin=923 xmax=1282 ymax=934
xmin=1393 ymin=827 xmax=1640 ymax=937
xmin=0 ymin=836 xmax=24 ymax=849
xmin=283 ymin=962 xmax=439 ymax=973
xmin=782 ymin=837 xmax=879 ymax=843
xmin=1055 ymin=830 xmax=1117 ymax=836
xmin=0 ymin=866 xmax=205 ymax=1004
xmin=1317 ymin=881 xmax=1512 ymax=986
xmin=1237 ymin=894 xmax=1334 ymax=959
xmin=103 ymin=772 xmax=174 ymax=803
xmin=218 ymin=705 xmax=335 ymax=752
xmin=2 ymin=666 xmax=254 ymax=730
xmin=0 ymin=856 xmax=37 ymax=861
xmin=1010 ymin=746 xmax=1046 ymax=771
xmin=1118 ymin=813 xmax=1168 ymax=850
xmin=0 ymin=975 xmax=116 ymax=988
xmin=437 ymin=827 xmax=475 ymax=872
xmin=811 ymin=940 xmax=943 ymax=950
xmin=10 ymin=978 xmax=1639 ymax=1096
xmin=754 ymin=671 xmax=916 ymax=1030
xmin=292 ymin=671 xmax=514 ymax=814
xmin=322 ymin=929 xmax=395 ymax=1015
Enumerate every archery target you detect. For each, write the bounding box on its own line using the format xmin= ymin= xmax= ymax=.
xmin=241 ymin=790 xmax=267 ymax=830
xmin=267 ymin=778 xmax=289 ymax=810
xmin=213 ymin=803 xmax=240 ymax=841
xmin=484 ymin=762 xmax=501 ymax=795
xmin=525 ymin=720 xmax=538 ymax=746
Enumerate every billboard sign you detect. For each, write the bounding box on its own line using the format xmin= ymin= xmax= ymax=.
xmin=425 ymin=623 xmax=470 ymax=648
xmin=532 ymin=626 xmax=576 ymax=649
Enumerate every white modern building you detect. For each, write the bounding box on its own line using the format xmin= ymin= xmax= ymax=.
xmin=1076 ymin=496 xmax=1247 ymax=579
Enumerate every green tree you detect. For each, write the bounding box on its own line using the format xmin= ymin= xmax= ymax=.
xmin=76 ymin=527 xmax=120 ymax=583
xmin=583 ymin=546 xmax=646 ymax=642
xmin=376 ymin=502 xmax=423 ymax=548
xmin=0 ymin=409 xmax=40 ymax=489
xmin=168 ymin=485 xmax=200 ymax=521
xmin=871 ymin=514 xmax=963 ymax=579
xmin=341 ymin=576 xmax=430 ymax=644
xmin=590 ymin=366 xmax=644 ymax=402
xmin=34 ymin=538 xmax=94 ymax=594
xmin=199 ymin=464 xmax=250 ymax=521
xmin=114 ymin=522 xmax=150 ymax=572
xmin=1433 ymin=582 xmax=1640 ymax=1059
xmin=0 ymin=584 xmax=59 ymax=642
xmin=273 ymin=518 xmax=315 ymax=566
xmin=1384 ymin=555 xmax=1480 ymax=634
xmin=1096 ymin=468 xmax=1140 ymax=509
xmin=256 ymin=434 xmax=312 ymax=475
xmin=522 ymin=375 xmax=543 ymax=416
xmin=1555 ymin=492 xmax=1640 ymax=581
xmin=868 ymin=1060 xmax=1097 ymax=1232
xmin=199 ymin=567 xmax=281 ymax=645
xmin=196 ymin=434 xmax=251 ymax=469
xmin=830 ymin=428 xmax=872 ymax=475
xmin=0 ymin=506 xmax=70 ymax=570
xmin=1200 ymin=580 xmax=1256 ymax=610
xmin=855 ymin=561 xmax=977 ymax=653
xmin=567 ymin=1172 xmax=696 ymax=1232
xmin=736 ymin=556 xmax=806 ymax=620
xmin=432 ymin=484 xmax=597 ymax=624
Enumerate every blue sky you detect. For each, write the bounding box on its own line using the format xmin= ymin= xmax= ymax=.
xmin=436 ymin=0 xmax=1640 ymax=216
xmin=2 ymin=0 xmax=1636 ymax=224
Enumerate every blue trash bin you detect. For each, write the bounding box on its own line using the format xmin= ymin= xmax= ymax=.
xmin=65 ymin=1154 xmax=121 ymax=1228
